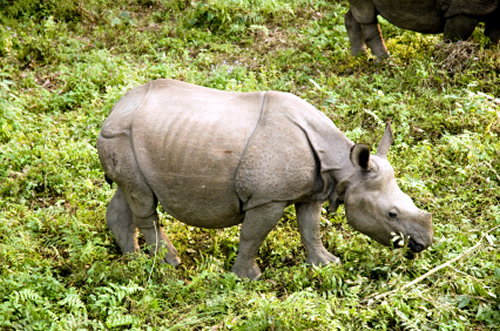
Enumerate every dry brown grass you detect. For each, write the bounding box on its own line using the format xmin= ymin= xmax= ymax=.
xmin=433 ymin=40 xmax=500 ymax=75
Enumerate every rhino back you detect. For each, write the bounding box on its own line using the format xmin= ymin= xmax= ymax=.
xmin=131 ymin=80 xmax=264 ymax=228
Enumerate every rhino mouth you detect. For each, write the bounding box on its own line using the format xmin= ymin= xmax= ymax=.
xmin=408 ymin=237 xmax=424 ymax=253
xmin=404 ymin=238 xmax=425 ymax=260
xmin=392 ymin=237 xmax=424 ymax=259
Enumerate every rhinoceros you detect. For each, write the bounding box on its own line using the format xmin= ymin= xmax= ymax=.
xmin=97 ymin=79 xmax=433 ymax=280
xmin=345 ymin=0 xmax=500 ymax=57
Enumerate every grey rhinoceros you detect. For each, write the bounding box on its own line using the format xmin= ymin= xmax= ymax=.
xmin=97 ymin=79 xmax=433 ymax=280
xmin=345 ymin=0 xmax=500 ymax=57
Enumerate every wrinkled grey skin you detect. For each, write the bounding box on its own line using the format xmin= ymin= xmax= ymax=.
xmin=97 ymin=79 xmax=433 ymax=280
xmin=345 ymin=0 xmax=500 ymax=57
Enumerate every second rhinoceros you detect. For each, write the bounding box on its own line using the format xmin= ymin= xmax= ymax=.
xmin=345 ymin=0 xmax=500 ymax=58
xmin=97 ymin=79 xmax=433 ymax=280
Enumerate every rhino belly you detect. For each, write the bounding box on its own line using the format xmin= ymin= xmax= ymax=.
xmin=131 ymin=80 xmax=264 ymax=228
xmin=374 ymin=0 xmax=445 ymax=33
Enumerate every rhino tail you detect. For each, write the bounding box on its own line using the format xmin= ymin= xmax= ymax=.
xmin=105 ymin=174 xmax=114 ymax=186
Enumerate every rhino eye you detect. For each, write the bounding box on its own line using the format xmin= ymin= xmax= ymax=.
xmin=388 ymin=212 xmax=398 ymax=219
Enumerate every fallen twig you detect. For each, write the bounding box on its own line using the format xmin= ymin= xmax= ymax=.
xmin=364 ymin=224 xmax=500 ymax=304
xmin=481 ymin=161 xmax=500 ymax=183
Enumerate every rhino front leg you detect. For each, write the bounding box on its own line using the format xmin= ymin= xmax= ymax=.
xmin=443 ymin=15 xmax=479 ymax=42
xmin=232 ymin=202 xmax=287 ymax=280
xmin=485 ymin=13 xmax=500 ymax=43
xmin=296 ymin=202 xmax=340 ymax=266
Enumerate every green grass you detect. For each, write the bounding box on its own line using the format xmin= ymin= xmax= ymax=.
xmin=1 ymin=0 xmax=499 ymax=330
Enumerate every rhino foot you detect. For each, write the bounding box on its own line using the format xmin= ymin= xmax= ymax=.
xmin=231 ymin=262 xmax=262 ymax=280
xmin=306 ymin=248 xmax=340 ymax=266
xmin=159 ymin=253 xmax=181 ymax=267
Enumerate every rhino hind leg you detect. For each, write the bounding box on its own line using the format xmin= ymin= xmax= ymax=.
xmin=345 ymin=8 xmax=388 ymax=58
xmin=296 ymin=202 xmax=340 ymax=266
xmin=443 ymin=15 xmax=479 ymax=42
xmin=231 ymin=201 xmax=287 ymax=280
xmin=106 ymin=184 xmax=181 ymax=266
xmin=360 ymin=23 xmax=389 ymax=58
xmin=345 ymin=9 xmax=367 ymax=56
xmin=118 ymin=177 xmax=180 ymax=266
xmin=99 ymin=135 xmax=180 ymax=266
xmin=131 ymin=210 xmax=181 ymax=266
xmin=106 ymin=187 xmax=140 ymax=255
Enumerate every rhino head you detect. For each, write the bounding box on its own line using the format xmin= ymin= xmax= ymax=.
xmin=331 ymin=123 xmax=433 ymax=257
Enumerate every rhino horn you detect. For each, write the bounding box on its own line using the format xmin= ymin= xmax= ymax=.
xmin=376 ymin=122 xmax=393 ymax=158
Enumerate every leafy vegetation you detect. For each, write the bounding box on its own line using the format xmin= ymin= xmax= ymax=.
xmin=1 ymin=0 xmax=499 ymax=329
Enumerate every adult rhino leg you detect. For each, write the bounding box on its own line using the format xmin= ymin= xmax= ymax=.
xmin=232 ymin=201 xmax=287 ymax=280
xmin=106 ymin=187 xmax=140 ymax=255
xmin=443 ymin=15 xmax=479 ymax=42
xmin=485 ymin=14 xmax=500 ymax=43
xmin=360 ymin=23 xmax=389 ymax=58
xmin=296 ymin=202 xmax=340 ymax=266
xmin=348 ymin=0 xmax=388 ymax=58
xmin=345 ymin=9 xmax=367 ymax=56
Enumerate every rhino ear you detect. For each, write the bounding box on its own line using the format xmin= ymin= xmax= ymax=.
xmin=376 ymin=122 xmax=394 ymax=157
xmin=350 ymin=144 xmax=371 ymax=171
